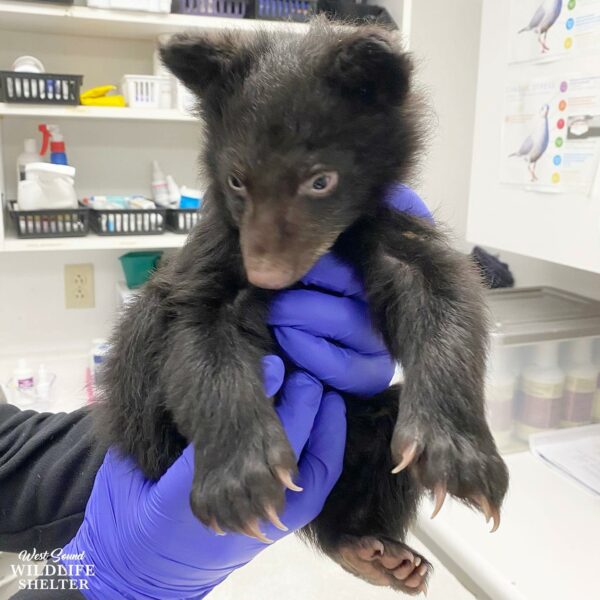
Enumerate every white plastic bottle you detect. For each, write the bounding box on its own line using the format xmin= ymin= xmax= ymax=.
xmin=166 ymin=175 xmax=180 ymax=207
xmin=14 ymin=359 xmax=34 ymax=390
xmin=560 ymin=338 xmax=597 ymax=427
xmin=517 ymin=342 xmax=565 ymax=441
xmin=12 ymin=359 xmax=35 ymax=408
xmin=17 ymin=138 xmax=38 ymax=181
xmin=90 ymin=339 xmax=110 ymax=384
xmin=485 ymin=346 xmax=518 ymax=448
xmin=151 ymin=161 xmax=170 ymax=207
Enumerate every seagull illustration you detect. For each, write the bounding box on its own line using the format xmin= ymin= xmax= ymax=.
xmin=509 ymin=104 xmax=550 ymax=182
xmin=518 ymin=0 xmax=563 ymax=53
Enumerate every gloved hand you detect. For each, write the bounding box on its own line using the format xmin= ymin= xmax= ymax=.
xmin=62 ymin=359 xmax=345 ymax=599
xmin=269 ymin=182 xmax=432 ymax=396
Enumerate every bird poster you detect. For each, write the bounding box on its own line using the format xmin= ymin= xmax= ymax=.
xmin=501 ymin=66 xmax=600 ymax=193
xmin=509 ymin=0 xmax=600 ymax=63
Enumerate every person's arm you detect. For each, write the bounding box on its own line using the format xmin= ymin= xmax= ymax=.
xmin=0 ymin=404 xmax=106 ymax=553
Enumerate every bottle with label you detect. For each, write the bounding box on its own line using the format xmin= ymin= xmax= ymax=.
xmin=17 ymin=138 xmax=38 ymax=181
xmin=12 ymin=359 xmax=35 ymax=407
xmin=485 ymin=345 xmax=518 ymax=447
xmin=91 ymin=339 xmax=110 ymax=386
xmin=517 ymin=342 xmax=565 ymax=441
xmin=560 ymin=338 xmax=597 ymax=428
xmin=14 ymin=358 xmax=34 ymax=390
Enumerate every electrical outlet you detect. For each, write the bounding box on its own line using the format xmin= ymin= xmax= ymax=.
xmin=64 ymin=263 xmax=95 ymax=309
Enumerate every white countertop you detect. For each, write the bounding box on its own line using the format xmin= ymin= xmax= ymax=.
xmin=414 ymin=451 xmax=600 ymax=600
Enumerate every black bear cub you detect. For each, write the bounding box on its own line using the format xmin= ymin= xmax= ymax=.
xmin=99 ymin=19 xmax=508 ymax=595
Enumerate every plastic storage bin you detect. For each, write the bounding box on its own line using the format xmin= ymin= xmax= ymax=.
xmin=9 ymin=201 xmax=89 ymax=239
xmin=88 ymin=207 xmax=166 ymax=235
xmin=119 ymin=252 xmax=163 ymax=289
xmin=174 ymin=0 xmax=248 ymax=17
xmin=166 ymin=208 xmax=201 ymax=233
xmin=121 ymin=75 xmax=171 ymax=109
xmin=485 ymin=287 xmax=600 ymax=452
xmin=87 ymin=0 xmax=171 ymax=12
xmin=0 ymin=71 xmax=83 ymax=105
xmin=255 ymin=0 xmax=317 ymax=21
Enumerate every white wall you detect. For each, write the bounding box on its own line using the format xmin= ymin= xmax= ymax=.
xmin=383 ymin=0 xmax=600 ymax=300
xmin=0 ymin=250 xmax=122 ymax=356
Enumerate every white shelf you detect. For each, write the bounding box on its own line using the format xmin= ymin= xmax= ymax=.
xmin=2 ymin=228 xmax=186 ymax=252
xmin=0 ymin=1 xmax=310 ymax=40
xmin=0 ymin=103 xmax=196 ymax=122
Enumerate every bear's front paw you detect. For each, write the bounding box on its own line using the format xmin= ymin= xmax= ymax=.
xmin=190 ymin=423 xmax=298 ymax=542
xmin=391 ymin=416 xmax=508 ymax=531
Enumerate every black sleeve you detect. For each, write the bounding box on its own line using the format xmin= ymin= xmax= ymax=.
xmin=0 ymin=403 xmax=108 ymax=599
xmin=0 ymin=403 xmax=107 ymax=552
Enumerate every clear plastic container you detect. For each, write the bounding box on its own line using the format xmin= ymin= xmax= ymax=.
xmin=486 ymin=287 xmax=600 ymax=452
xmin=121 ymin=75 xmax=171 ymax=110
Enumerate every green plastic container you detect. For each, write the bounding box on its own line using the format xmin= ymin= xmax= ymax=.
xmin=119 ymin=251 xmax=162 ymax=289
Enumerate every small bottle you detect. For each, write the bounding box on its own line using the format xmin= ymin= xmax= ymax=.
xmin=560 ymin=338 xmax=597 ymax=428
xmin=517 ymin=342 xmax=565 ymax=441
xmin=166 ymin=175 xmax=180 ymax=208
xmin=91 ymin=339 xmax=110 ymax=386
xmin=179 ymin=186 xmax=202 ymax=209
xmin=485 ymin=346 xmax=517 ymax=447
xmin=17 ymin=138 xmax=38 ymax=181
xmin=151 ymin=161 xmax=170 ymax=207
xmin=14 ymin=359 xmax=34 ymax=390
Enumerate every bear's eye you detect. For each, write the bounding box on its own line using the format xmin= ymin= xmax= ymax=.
xmin=303 ymin=171 xmax=339 ymax=196
xmin=227 ymin=174 xmax=245 ymax=191
xmin=312 ymin=175 xmax=328 ymax=190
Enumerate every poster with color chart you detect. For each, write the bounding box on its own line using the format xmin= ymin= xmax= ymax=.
xmin=501 ymin=62 xmax=600 ymax=193
xmin=509 ymin=0 xmax=600 ymax=63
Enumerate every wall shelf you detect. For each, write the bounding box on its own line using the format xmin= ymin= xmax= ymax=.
xmin=2 ymin=228 xmax=186 ymax=252
xmin=0 ymin=103 xmax=196 ymax=122
xmin=0 ymin=1 xmax=309 ymax=253
xmin=0 ymin=1 xmax=310 ymax=41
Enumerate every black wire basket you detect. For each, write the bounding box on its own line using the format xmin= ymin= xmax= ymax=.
xmin=166 ymin=208 xmax=201 ymax=233
xmin=88 ymin=207 xmax=166 ymax=236
xmin=255 ymin=0 xmax=317 ymax=21
xmin=9 ymin=201 xmax=89 ymax=239
xmin=173 ymin=0 xmax=249 ymax=17
xmin=0 ymin=71 xmax=83 ymax=105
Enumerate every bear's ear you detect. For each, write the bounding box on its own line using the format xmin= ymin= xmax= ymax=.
xmin=324 ymin=30 xmax=413 ymax=105
xmin=159 ymin=31 xmax=252 ymax=95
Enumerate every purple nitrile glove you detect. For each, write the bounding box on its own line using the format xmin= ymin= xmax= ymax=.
xmin=269 ymin=184 xmax=432 ymax=396
xmin=384 ymin=183 xmax=433 ymax=222
xmin=61 ymin=357 xmax=346 ymax=599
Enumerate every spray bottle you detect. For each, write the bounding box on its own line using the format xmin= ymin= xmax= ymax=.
xmin=38 ymin=124 xmax=68 ymax=165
